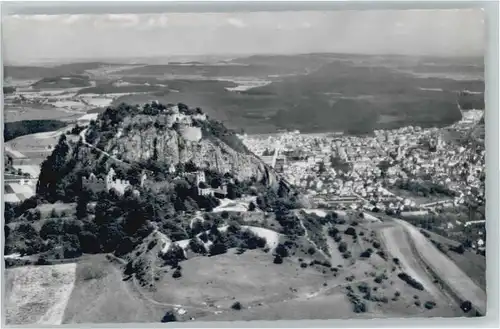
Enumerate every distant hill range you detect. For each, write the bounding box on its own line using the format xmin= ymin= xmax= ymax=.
xmin=4 ymin=53 xmax=484 ymax=134
xmin=4 ymin=62 xmax=131 ymax=80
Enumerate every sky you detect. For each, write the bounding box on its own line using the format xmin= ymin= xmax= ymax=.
xmin=1 ymin=9 xmax=485 ymax=64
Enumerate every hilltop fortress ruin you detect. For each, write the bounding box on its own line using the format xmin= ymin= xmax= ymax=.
xmin=82 ymin=167 xmax=146 ymax=195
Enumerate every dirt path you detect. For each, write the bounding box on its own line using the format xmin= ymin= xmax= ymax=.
xmin=107 ymin=252 xmax=216 ymax=315
xmin=300 ymin=277 xmax=372 ymax=301
xmin=297 ymin=214 xmax=328 ymax=259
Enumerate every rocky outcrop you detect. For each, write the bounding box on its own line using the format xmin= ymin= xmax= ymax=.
xmin=101 ymin=115 xmax=277 ymax=185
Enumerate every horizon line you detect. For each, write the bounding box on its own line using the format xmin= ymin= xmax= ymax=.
xmin=4 ymin=51 xmax=485 ymax=67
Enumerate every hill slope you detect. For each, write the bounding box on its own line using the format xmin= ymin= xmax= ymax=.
xmin=35 ymin=102 xmax=278 ymax=203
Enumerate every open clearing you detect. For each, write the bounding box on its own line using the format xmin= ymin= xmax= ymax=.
xmin=4 ymin=263 xmax=77 ymax=325
xmin=212 ymin=198 xmax=249 ymax=212
xmin=196 ymin=293 xmax=356 ymax=321
xmin=147 ymin=250 xmax=337 ymax=311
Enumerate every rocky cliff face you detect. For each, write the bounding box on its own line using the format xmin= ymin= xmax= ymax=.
xmin=98 ymin=114 xmax=277 ymax=185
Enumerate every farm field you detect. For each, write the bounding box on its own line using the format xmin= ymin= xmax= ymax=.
xmin=4 ymin=105 xmax=81 ymax=123
xmin=6 ymin=126 xmax=68 ymax=154
xmin=4 ymin=263 xmax=77 ymax=325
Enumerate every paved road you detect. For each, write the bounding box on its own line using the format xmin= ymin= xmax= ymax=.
xmin=379 ymin=225 xmax=444 ymax=300
xmin=396 ymin=218 xmax=486 ymax=314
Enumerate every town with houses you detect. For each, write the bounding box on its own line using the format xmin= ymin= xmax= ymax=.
xmin=239 ymin=109 xmax=486 ymax=251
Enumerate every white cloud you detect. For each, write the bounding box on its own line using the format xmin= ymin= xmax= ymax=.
xmin=63 ymin=15 xmax=82 ymax=25
xmin=158 ymin=15 xmax=168 ymax=27
xmin=145 ymin=14 xmax=168 ymax=28
xmin=227 ymin=18 xmax=246 ymax=28
xmin=30 ymin=14 xmax=58 ymax=22
xmin=105 ymin=14 xmax=140 ymax=27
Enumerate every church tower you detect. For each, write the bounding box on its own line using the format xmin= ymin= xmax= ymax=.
xmin=196 ymin=171 xmax=206 ymax=186
xmin=437 ymin=134 xmax=444 ymax=150
xmin=106 ymin=167 xmax=116 ymax=190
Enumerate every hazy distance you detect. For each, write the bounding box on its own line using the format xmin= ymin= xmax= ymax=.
xmin=2 ymin=9 xmax=484 ymax=65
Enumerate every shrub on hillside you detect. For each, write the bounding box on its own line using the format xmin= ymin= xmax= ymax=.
xmin=345 ymin=226 xmax=357 ymax=237
xmin=338 ymin=241 xmax=348 ymax=253
xmin=460 ymin=300 xmax=472 ymax=313
xmin=273 ymin=255 xmax=284 ymax=264
xmin=40 ymin=219 xmax=63 ymax=239
xmin=357 ymin=282 xmax=370 ymax=294
xmin=209 ymin=242 xmax=228 ymax=256
xmin=352 ymin=299 xmax=367 ymax=313
xmin=199 ymin=232 xmax=209 ymax=243
xmin=376 ymin=250 xmax=387 ymax=260
xmin=275 ymin=243 xmax=289 ymax=258
xmin=398 ymin=272 xmax=424 ymax=291
xmin=360 ymin=248 xmax=374 ymax=258
xmin=162 ymin=244 xmax=186 ymax=267
xmin=161 ymin=311 xmax=177 ymax=322
xmin=35 ymin=257 xmax=50 ymax=265
xmin=62 ymin=234 xmax=82 ymax=258
xmin=424 ymin=301 xmax=436 ymax=310
xmin=328 ymin=227 xmax=339 ymax=237
xmin=342 ymin=251 xmax=352 ymax=259
xmin=26 ymin=209 xmax=42 ymax=222
xmin=450 ymin=244 xmax=466 ymax=254
xmin=310 ymin=259 xmax=332 ymax=268
xmin=231 ymin=301 xmax=242 ymax=310
xmin=238 ymin=229 xmax=267 ymax=250
xmin=307 ymin=247 xmax=316 ymax=255
xmin=374 ymin=273 xmax=388 ymax=284
xmin=78 ymin=231 xmax=101 ymax=254
xmin=189 ymin=237 xmax=207 ymax=255
xmin=172 ymin=269 xmax=182 ymax=279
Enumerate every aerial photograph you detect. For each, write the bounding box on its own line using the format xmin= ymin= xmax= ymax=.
xmin=2 ymin=6 xmax=487 ymax=325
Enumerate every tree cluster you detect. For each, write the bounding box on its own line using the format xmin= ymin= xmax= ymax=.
xmin=4 ymin=120 xmax=67 ymax=142
xmin=397 ymin=272 xmax=424 ymax=291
